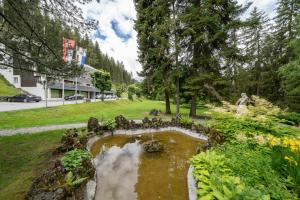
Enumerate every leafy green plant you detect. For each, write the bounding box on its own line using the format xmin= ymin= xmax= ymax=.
xmin=102 ymin=119 xmax=116 ymax=131
xmin=65 ymin=171 xmax=88 ymax=188
xmin=61 ymin=149 xmax=91 ymax=171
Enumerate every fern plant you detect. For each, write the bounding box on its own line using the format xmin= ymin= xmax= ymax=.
xmin=65 ymin=171 xmax=88 ymax=188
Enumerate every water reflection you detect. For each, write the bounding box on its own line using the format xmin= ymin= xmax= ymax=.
xmin=94 ymin=141 xmax=142 ymax=200
xmin=91 ymin=132 xmax=204 ymax=200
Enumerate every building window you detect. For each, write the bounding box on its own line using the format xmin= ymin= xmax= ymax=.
xmin=14 ymin=77 xmax=19 ymax=84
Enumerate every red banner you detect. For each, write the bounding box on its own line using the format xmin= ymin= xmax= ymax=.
xmin=63 ymin=38 xmax=75 ymax=63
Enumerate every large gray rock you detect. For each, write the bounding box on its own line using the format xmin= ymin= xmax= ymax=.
xmin=87 ymin=117 xmax=101 ymax=133
xmin=32 ymin=188 xmax=66 ymax=200
xmin=142 ymin=140 xmax=164 ymax=153
xmin=149 ymin=109 xmax=161 ymax=116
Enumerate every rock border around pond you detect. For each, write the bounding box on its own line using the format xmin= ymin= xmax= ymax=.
xmin=188 ymin=166 xmax=197 ymax=200
xmin=87 ymin=126 xmax=208 ymax=151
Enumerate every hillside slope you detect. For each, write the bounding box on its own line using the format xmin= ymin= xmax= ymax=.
xmin=0 ymin=75 xmax=20 ymax=96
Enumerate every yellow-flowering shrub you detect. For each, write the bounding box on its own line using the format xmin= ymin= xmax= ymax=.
xmin=266 ymin=135 xmax=300 ymax=153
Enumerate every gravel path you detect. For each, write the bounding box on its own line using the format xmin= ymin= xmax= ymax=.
xmin=0 ymin=119 xmax=144 ymax=137
xmin=0 ymin=99 xmax=118 ymax=112
xmin=0 ymin=123 xmax=86 ymax=136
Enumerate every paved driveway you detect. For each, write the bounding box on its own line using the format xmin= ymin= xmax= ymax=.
xmin=0 ymin=99 xmax=115 ymax=112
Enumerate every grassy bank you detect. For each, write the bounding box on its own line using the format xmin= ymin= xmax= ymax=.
xmin=0 ymin=130 xmax=65 ymax=200
xmin=0 ymin=75 xmax=20 ymax=97
xmin=0 ymin=99 xmax=207 ymax=129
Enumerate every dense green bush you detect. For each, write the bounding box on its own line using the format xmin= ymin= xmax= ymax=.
xmin=277 ymin=112 xmax=300 ymax=126
xmin=213 ymin=114 xmax=298 ymax=139
xmin=191 ymin=142 xmax=298 ymax=199
xmin=214 ymin=117 xmax=267 ymax=139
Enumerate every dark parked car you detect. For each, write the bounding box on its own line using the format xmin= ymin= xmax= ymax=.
xmin=7 ymin=94 xmax=42 ymax=102
xmin=64 ymin=94 xmax=85 ymax=101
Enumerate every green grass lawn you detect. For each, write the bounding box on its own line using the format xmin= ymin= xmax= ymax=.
xmin=0 ymin=99 xmax=207 ymax=129
xmin=0 ymin=130 xmax=65 ymax=200
xmin=0 ymin=75 xmax=20 ymax=97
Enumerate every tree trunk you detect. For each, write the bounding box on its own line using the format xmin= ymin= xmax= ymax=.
xmin=175 ymin=76 xmax=180 ymax=115
xmin=256 ymin=69 xmax=260 ymax=96
xmin=189 ymin=95 xmax=197 ymax=118
xmin=172 ymin=1 xmax=180 ymax=116
xmin=204 ymin=84 xmax=223 ymax=102
xmin=101 ymin=92 xmax=104 ymax=101
xmin=165 ymin=89 xmax=171 ymax=115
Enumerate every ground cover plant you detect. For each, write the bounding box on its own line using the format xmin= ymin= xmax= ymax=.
xmin=191 ymin=97 xmax=300 ymax=199
xmin=61 ymin=149 xmax=91 ymax=172
xmin=0 ymin=99 xmax=207 ymax=129
xmin=59 ymin=149 xmax=94 ymax=193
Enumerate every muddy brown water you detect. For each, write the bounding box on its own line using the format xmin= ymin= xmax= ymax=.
xmin=91 ymin=131 xmax=204 ymax=200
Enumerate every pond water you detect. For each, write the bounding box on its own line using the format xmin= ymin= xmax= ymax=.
xmin=91 ymin=131 xmax=204 ymax=200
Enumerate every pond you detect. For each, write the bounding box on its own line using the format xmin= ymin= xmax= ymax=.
xmin=91 ymin=131 xmax=204 ymax=200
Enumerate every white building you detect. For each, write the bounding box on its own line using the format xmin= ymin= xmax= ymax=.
xmin=0 ymin=64 xmax=112 ymax=100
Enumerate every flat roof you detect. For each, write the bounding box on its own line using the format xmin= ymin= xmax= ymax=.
xmin=48 ymin=83 xmax=114 ymax=94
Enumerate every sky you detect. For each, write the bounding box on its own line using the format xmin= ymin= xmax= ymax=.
xmin=81 ymin=0 xmax=277 ymax=78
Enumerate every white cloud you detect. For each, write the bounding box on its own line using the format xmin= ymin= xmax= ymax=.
xmin=238 ymin=0 xmax=277 ymax=18
xmin=81 ymin=0 xmax=277 ymax=79
xmin=81 ymin=0 xmax=140 ymax=78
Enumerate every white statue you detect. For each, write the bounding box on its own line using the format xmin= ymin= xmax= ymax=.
xmin=236 ymin=93 xmax=249 ymax=116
